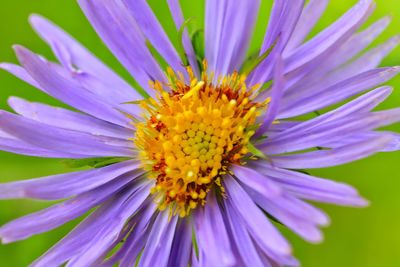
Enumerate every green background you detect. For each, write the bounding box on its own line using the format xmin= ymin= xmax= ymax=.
xmin=0 ymin=0 xmax=399 ymax=266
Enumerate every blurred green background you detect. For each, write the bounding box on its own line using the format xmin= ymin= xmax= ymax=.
xmin=0 ymin=1 xmax=399 ymax=266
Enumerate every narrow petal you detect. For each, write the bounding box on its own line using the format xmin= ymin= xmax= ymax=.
xmin=224 ymin=201 xmax=266 ymax=267
xmin=29 ymin=14 xmax=142 ymax=101
xmin=14 ymin=46 xmax=132 ymax=127
xmin=261 ymin=110 xmax=400 ymax=154
xmin=285 ymin=0 xmax=375 ymax=74
xmin=122 ymin=0 xmax=186 ymax=74
xmin=0 ymin=111 xmax=133 ymax=157
xmin=31 ymin=183 xmax=150 ymax=267
xmin=288 ymin=16 xmax=392 ymax=93
xmin=167 ymin=0 xmax=200 ymax=77
xmin=270 ymin=86 xmax=393 ymax=139
xmin=0 ymin=172 xmax=142 ymax=243
xmin=167 ymin=220 xmax=192 ymax=267
xmin=0 ymin=63 xmax=42 ymax=89
xmin=8 ymin=97 xmax=132 ymax=139
xmin=270 ymin=135 xmax=393 ymax=169
xmin=65 ymin=183 xmax=151 ymax=267
xmin=250 ymin=0 xmax=304 ymax=85
xmin=285 ymin=0 xmax=329 ymax=52
xmin=139 ymin=212 xmax=178 ymax=267
xmin=0 ymin=136 xmax=83 ymax=158
xmin=284 ymin=36 xmax=400 ymax=105
xmin=194 ymin=191 xmax=235 ymax=267
xmin=232 ymin=165 xmax=282 ymax=198
xmin=224 ymin=176 xmax=292 ymax=259
xmin=256 ymin=54 xmax=285 ymax=136
xmin=279 ymin=67 xmax=400 ymax=118
xmin=0 ymin=160 xmax=139 ymax=200
xmin=205 ymin=0 xmax=260 ymax=75
xmin=78 ymin=0 xmax=165 ymax=95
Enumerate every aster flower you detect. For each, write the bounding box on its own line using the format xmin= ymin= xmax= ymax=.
xmin=1 ymin=0 xmax=400 ymax=266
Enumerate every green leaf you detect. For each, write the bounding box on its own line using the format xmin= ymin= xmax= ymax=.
xmin=61 ymin=157 xmax=131 ymax=169
xmin=247 ymin=142 xmax=268 ymax=159
xmin=240 ymin=37 xmax=279 ymax=76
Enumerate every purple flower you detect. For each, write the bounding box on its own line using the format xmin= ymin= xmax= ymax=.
xmin=0 ymin=0 xmax=399 ymax=266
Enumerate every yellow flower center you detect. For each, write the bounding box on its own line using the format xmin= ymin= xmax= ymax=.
xmin=134 ymin=66 xmax=266 ymax=217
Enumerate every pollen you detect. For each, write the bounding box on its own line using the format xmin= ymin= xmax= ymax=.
xmin=134 ymin=64 xmax=267 ymax=217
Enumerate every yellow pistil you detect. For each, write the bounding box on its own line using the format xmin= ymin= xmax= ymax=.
xmin=134 ymin=64 xmax=267 ymax=217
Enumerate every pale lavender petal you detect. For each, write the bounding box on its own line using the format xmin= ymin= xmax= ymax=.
xmin=0 ymin=171 xmax=143 ymax=243
xmin=232 ymin=165 xmax=282 ymax=198
xmin=205 ymin=0 xmax=261 ymax=76
xmin=270 ymin=135 xmax=393 ymax=169
xmin=224 ymin=176 xmax=292 ymax=258
xmin=29 ymin=14 xmax=142 ymax=101
xmin=167 ymin=0 xmax=200 ymax=77
xmin=0 ymin=160 xmax=138 ymax=200
xmin=0 ymin=63 xmax=42 ymax=89
xmin=270 ymin=86 xmax=393 ymax=139
xmin=31 ymin=183 xmax=150 ymax=267
xmin=284 ymin=36 xmax=400 ymax=105
xmin=194 ymin=191 xmax=235 ymax=267
xmin=261 ymin=109 xmax=400 ymax=154
xmin=8 ymin=97 xmax=132 ymax=139
xmin=285 ymin=0 xmax=329 ymax=52
xmin=139 ymin=212 xmax=178 ymax=267
xmin=250 ymin=0 xmax=304 ymax=85
xmin=256 ymin=54 xmax=285 ymax=136
xmin=78 ymin=0 xmax=165 ymax=96
xmin=0 ymin=111 xmax=133 ymax=157
xmin=224 ymin=201 xmax=266 ymax=267
xmin=284 ymin=0 xmax=375 ymax=74
xmin=167 ymin=220 xmax=192 ymax=267
xmin=15 ymin=46 xmax=132 ymax=127
xmin=122 ymin=0 xmax=186 ymax=74
xmin=248 ymin=191 xmax=323 ymax=243
xmin=65 ymin=183 xmax=151 ymax=267
xmin=0 ymin=136 xmax=84 ymax=158
xmin=292 ymin=16 xmax=392 ymax=89
xmin=279 ymin=67 xmax=400 ymax=118
xmin=250 ymin=161 xmax=359 ymax=197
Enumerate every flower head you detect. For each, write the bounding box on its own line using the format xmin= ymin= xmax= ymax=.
xmin=0 ymin=0 xmax=399 ymax=266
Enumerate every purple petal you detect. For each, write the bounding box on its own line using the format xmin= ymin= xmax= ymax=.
xmin=256 ymin=54 xmax=285 ymax=136
xmin=261 ymin=109 xmax=400 ymax=154
xmin=269 ymin=134 xmax=393 ymax=169
xmin=270 ymin=86 xmax=393 ymax=139
xmin=205 ymin=0 xmax=260 ymax=76
xmin=224 ymin=176 xmax=292 ymax=258
xmin=232 ymin=165 xmax=282 ymax=198
xmin=167 ymin=220 xmax=192 ymax=267
xmin=65 ymin=183 xmax=151 ymax=267
xmin=0 ymin=111 xmax=133 ymax=157
xmin=31 ymin=183 xmax=150 ymax=267
xmin=0 ymin=172 xmax=143 ymax=243
xmin=14 ymin=46 xmax=132 ymax=127
xmin=167 ymin=0 xmax=200 ymax=77
xmin=224 ymin=200 xmax=267 ymax=267
xmin=279 ymin=67 xmax=400 ymax=118
xmin=285 ymin=0 xmax=329 ymax=52
xmin=78 ymin=0 xmax=165 ymax=96
xmin=0 ymin=63 xmax=42 ymax=89
xmin=122 ymin=0 xmax=186 ymax=75
xmin=8 ymin=97 xmax=132 ymax=139
xmin=250 ymin=0 xmax=304 ymax=85
xmin=139 ymin=212 xmax=178 ymax=267
xmin=285 ymin=0 xmax=375 ymax=74
xmin=29 ymin=14 xmax=142 ymax=101
xmin=194 ymin=191 xmax=235 ymax=267
xmin=0 ymin=160 xmax=139 ymax=200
